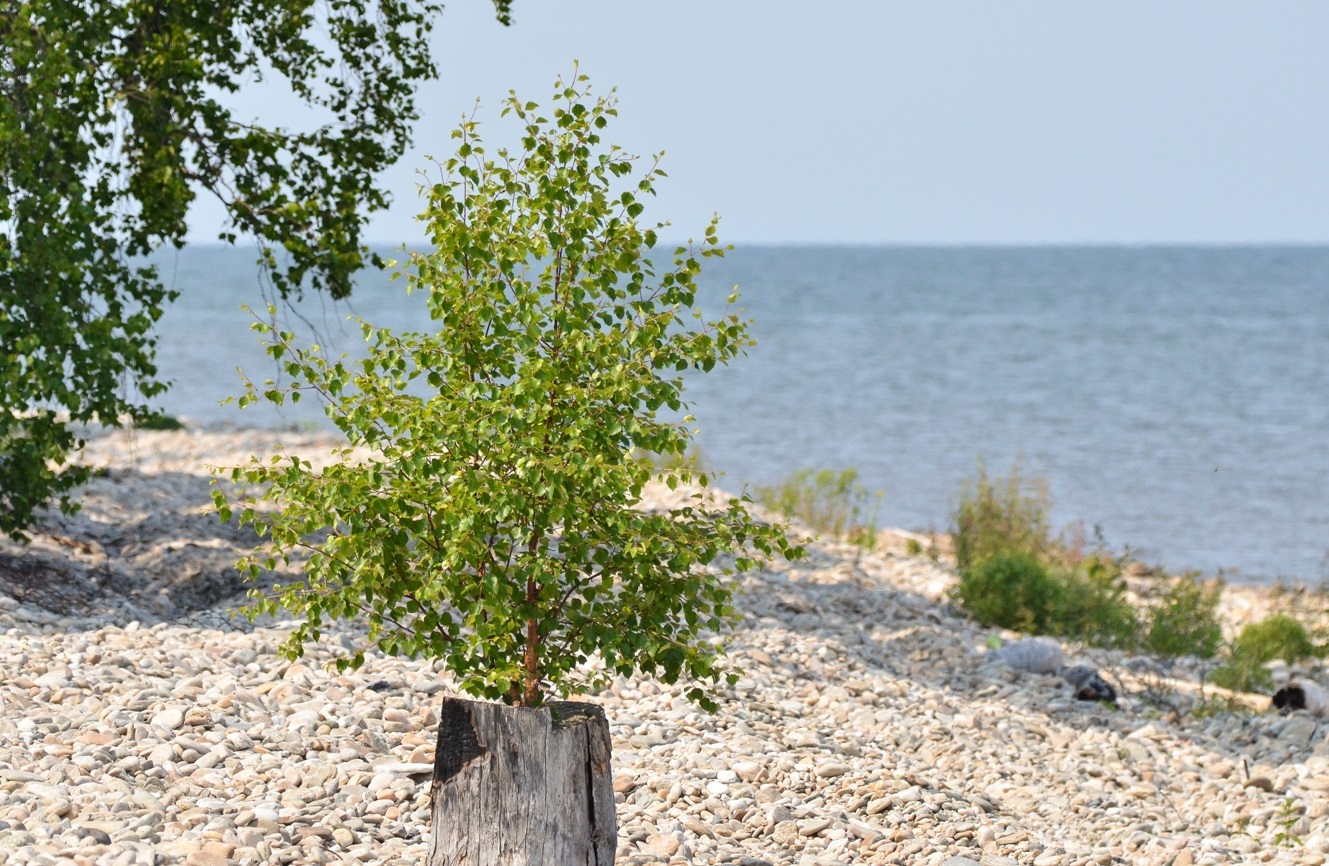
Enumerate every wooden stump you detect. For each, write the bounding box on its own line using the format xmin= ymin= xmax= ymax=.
xmin=426 ymin=697 xmax=617 ymax=866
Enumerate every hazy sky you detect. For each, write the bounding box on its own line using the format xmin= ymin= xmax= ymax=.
xmin=195 ymin=1 xmax=1329 ymax=246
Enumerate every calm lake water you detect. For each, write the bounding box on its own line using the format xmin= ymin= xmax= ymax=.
xmin=151 ymin=245 xmax=1329 ymax=586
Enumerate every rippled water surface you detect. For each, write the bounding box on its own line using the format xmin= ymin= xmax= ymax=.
xmin=153 ymin=245 xmax=1329 ymax=584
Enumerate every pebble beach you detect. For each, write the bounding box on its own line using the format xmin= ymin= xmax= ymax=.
xmin=2 ymin=428 xmax=1328 ymax=866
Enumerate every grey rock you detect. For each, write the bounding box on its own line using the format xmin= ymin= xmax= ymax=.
xmin=992 ymin=637 xmax=1063 ymax=673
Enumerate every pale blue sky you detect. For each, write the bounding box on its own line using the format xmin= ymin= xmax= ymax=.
xmin=195 ymin=1 xmax=1329 ymax=246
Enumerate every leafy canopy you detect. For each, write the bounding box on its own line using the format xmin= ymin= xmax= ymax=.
xmin=216 ymin=73 xmax=802 ymax=708
xmin=0 ymin=0 xmax=510 ymax=538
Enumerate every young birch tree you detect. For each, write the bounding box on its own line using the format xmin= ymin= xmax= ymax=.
xmin=217 ymin=73 xmax=801 ymax=708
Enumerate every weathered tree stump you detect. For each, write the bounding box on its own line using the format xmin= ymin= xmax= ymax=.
xmin=427 ymin=696 xmax=617 ymax=866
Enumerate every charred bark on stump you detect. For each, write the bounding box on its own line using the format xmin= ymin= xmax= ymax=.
xmin=426 ymin=697 xmax=616 ymax=866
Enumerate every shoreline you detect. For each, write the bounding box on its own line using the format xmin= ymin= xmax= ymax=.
xmin=3 ymin=427 xmax=1329 ymax=864
xmin=77 ymin=417 xmax=1327 ymax=592
xmin=7 ymin=422 xmax=1313 ymax=640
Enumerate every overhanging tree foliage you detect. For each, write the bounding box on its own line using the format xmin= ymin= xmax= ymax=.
xmin=0 ymin=0 xmax=511 ymax=539
xmin=216 ymin=73 xmax=802 ymax=708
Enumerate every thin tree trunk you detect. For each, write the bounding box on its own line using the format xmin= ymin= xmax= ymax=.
xmin=427 ymin=696 xmax=617 ymax=866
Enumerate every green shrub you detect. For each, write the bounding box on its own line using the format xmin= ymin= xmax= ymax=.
xmin=754 ymin=467 xmax=881 ymax=548
xmin=948 ymin=460 xmax=1246 ymax=670
xmin=951 ymin=461 xmax=1052 ymax=571
xmin=1143 ymin=573 xmax=1225 ymax=659
xmin=1233 ymin=614 xmax=1317 ymax=665
xmin=955 ymin=549 xmax=1138 ymax=647
xmin=1047 ymin=555 xmax=1140 ymax=649
xmin=1209 ymin=614 xmax=1316 ymax=695
xmin=950 ymin=463 xmax=1139 ymax=647
xmin=951 ymin=552 xmax=1059 ymax=633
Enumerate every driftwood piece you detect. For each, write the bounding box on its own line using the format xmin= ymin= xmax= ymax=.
xmin=427 ymin=697 xmax=616 ymax=866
